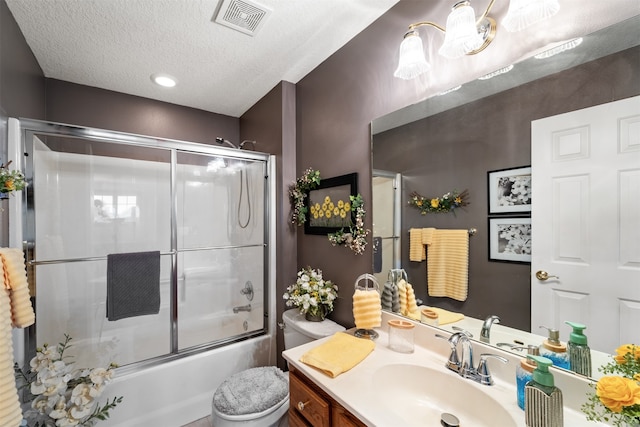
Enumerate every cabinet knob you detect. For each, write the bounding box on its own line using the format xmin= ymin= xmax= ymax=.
xmin=297 ymin=400 xmax=309 ymax=411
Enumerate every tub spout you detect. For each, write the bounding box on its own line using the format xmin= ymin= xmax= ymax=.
xmin=232 ymin=304 xmax=251 ymax=313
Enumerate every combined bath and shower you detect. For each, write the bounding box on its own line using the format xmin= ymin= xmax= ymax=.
xmin=215 ymin=136 xmax=257 ymax=229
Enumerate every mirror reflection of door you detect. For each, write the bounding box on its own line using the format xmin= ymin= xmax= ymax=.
xmin=372 ymin=170 xmax=402 ymax=286
xmin=531 ymin=95 xmax=640 ymax=354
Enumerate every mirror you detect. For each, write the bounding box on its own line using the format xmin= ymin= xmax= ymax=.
xmin=371 ymin=16 xmax=640 ymax=381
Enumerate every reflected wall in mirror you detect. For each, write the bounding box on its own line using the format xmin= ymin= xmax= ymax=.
xmin=371 ymin=17 xmax=640 ymax=380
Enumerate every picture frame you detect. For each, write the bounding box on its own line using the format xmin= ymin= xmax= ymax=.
xmin=488 ymin=217 xmax=532 ymax=264
xmin=304 ymin=173 xmax=358 ymax=235
xmin=487 ymin=166 xmax=532 ymax=214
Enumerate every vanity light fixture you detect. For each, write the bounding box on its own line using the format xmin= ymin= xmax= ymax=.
xmin=478 ymin=64 xmax=514 ymax=80
xmin=151 ymin=73 xmax=177 ymax=88
xmin=436 ymin=85 xmax=462 ymax=96
xmin=394 ymin=0 xmax=560 ymax=80
xmin=534 ymin=38 xmax=583 ymax=59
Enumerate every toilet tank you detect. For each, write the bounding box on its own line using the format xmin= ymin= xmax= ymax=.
xmin=282 ymin=308 xmax=346 ymax=350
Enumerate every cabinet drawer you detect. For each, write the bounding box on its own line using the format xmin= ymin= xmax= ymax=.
xmin=289 ymin=370 xmax=331 ymax=427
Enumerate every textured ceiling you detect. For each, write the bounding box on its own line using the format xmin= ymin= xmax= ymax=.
xmin=6 ymin=0 xmax=639 ymax=119
xmin=6 ymin=0 xmax=399 ymax=117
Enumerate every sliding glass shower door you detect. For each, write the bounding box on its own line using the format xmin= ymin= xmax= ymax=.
xmin=18 ymin=120 xmax=271 ymax=370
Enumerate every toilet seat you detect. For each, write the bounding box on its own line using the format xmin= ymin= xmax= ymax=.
xmin=212 ymin=367 xmax=289 ymax=426
xmin=213 ymin=394 xmax=288 ymax=422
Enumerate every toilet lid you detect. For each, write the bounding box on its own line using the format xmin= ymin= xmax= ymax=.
xmin=213 ymin=367 xmax=289 ymax=416
xmin=283 ymin=308 xmax=346 ymax=339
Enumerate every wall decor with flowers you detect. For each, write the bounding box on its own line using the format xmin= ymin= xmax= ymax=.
xmin=0 ymin=160 xmax=27 ymax=199
xmin=408 ymin=189 xmax=469 ymax=215
xmin=487 ymin=165 xmax=532 ymax=264
xmin=289 ymin=170 xmax=369 ymax=255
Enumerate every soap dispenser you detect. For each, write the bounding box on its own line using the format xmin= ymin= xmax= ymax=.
xmin=539 ymin=326 xmax=570 ymax=370
xmin=565 ymin=321 xmax=592 ymax=377
xmin=525 ymin=355 xmax=563 ymax=427
xmin=516 ymin=345 xmax=539 ymax=410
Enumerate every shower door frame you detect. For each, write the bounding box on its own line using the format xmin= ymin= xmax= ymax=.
xmin=10 ymin=118 xmax=275 ymax=373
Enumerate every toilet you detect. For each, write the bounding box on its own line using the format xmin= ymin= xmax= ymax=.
xmin=211 ymin=308 xmax=346 ymax=427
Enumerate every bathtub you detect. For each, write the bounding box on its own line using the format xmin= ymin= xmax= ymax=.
xmin=100 ymin=318 xmax=276 ymax=427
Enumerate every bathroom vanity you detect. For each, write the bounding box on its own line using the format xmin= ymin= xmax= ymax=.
xmin=283 ymin=311 xmax=609 ymax=427
xmin=288 ymin=366 xmax=365 ymax=427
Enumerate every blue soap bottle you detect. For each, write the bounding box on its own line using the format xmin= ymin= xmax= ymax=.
xmin=516 ymin=345 xmax=539 ymax=410
xmin=539 ymin=326 xmax=570 ymax=370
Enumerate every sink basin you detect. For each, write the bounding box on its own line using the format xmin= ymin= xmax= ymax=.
xmin=373 ymin=364 xmax=519 ymax=427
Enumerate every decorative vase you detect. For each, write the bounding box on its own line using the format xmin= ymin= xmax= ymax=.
xmin=305 ymin=306 xmax=327 ymax=322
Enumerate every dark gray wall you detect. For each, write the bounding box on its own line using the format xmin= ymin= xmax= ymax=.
xmin=0 ymin=0 xmax=45 ymax=246
xmin=240 ymin=81 xmax=297 ymax=370
xmin=373 ymin=46 xmax=640 ymax=330
xmin=46 ymin=79 xmax=239 ymax=145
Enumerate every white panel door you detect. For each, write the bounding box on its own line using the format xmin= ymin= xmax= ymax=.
xmin=531 ymin=96 xmax=640 ymax=354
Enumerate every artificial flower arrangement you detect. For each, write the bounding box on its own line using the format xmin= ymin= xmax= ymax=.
xmin=408 ymin=189 xmax=469 ymax=215
xmin=0 ymin=161 xmax=27 ymax=194
xmin=327 ymin=194 xmax=370 ymax=255
xmin=582 ymin=344 xmax=640 ymax=426
xmin=289 ymin=168 xmax=321 ymax=226
xmin=283 ymin=267 xmax=338 ymax=321
xmin=15 ymin=334 xmax=122 ymax=427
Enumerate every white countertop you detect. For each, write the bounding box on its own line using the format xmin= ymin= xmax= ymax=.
xmin=282 ymin=311 xmax=609 ymax=427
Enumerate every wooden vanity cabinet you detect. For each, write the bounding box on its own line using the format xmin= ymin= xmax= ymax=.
xmin=288 ymin=366 xmax=366 ymax=427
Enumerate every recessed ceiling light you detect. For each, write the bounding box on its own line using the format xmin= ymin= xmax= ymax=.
xmin=151 ymin=73 xmax=177 ymax=88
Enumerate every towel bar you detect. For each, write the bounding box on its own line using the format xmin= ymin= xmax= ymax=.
xmin=409 ymin=228 xmax=476 ymax=236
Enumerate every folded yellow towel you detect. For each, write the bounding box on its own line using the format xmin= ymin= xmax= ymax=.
xmin=299 ymin=332 xmax=375 ymax=378
xmin=426 ymin=229 xmax=469 ymax=301
xmin=352 ymin=289 xmax=381 ymax=329
xmin=426 ymin=307 xmax=465 ymax=325
xmin=0 ymin=249 xmax=35 ymax=327
xmin=421 ymin=228 xmax=434 ymax=246
xmin=409 ymin=228 xmax=425 ymax=261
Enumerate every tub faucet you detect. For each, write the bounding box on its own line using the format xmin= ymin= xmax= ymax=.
xmin=232 ymin=304 xmax=251 ymax=313
xmin=480 ymin=315 xmax=500 ymax=343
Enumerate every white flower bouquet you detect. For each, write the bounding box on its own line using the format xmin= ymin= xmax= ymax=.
xmin=15 ymin=334 xmax=122 ymax=427
xmin=283 ymin=267 xmax=338 ymax=320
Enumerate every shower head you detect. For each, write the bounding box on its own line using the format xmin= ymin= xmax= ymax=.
xmin=239 ymin=140 xmax=257 ymax=150
xmin=215 ymin=136 xmax=238 ymax=149
xmin=215 ymin=137 xmax=257 ymax=151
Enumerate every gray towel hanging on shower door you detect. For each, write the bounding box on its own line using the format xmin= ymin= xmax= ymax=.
xmin=106 ymin=250 xmax=161 ymax=321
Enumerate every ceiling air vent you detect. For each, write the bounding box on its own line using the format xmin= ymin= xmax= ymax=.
xmin=214 ymin=0 xmax=272 ymax=36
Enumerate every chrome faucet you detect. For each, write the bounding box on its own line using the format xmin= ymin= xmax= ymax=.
xmin=480 ymin=315 xmax=500 ymax=343
xmin=436 ymin=332 xmax=508 ymax=385
xmin=232 ymin=304 xmax=251 ymax=313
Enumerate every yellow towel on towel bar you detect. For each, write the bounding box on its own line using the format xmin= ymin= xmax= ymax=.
xmin=409 ymin=228 xmax=436 ymax=262
xmin=409 ymin=228 xmax=425 ymax=261
xmin=299 ymin=332 xmax=375 ymax=378
xmin=426 ymin=229 xmax=469 ymax=301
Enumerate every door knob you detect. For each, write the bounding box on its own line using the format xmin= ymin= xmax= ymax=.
xmin=536 ymin=270 xmax=559 ymax=281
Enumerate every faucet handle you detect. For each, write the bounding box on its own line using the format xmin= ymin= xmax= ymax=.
xmin=435 ymin=333 xmax=461 ymax=371
xmin=477 ymin=353 xmax=508 ymax=386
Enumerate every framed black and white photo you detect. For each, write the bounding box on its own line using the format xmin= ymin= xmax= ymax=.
xmin=304 ymin=173 xmax=358 ymax=235
xmin=488 ymin=217 xmax=531 ymax=264
xmin=487 ymin=166 xmax=532 ymax=214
